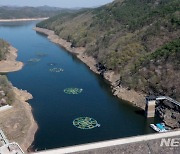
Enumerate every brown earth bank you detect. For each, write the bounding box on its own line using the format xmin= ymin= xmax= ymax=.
xmin=34 ymin=27 xmax=146 ymax=109
xmin=0 ymin=18 xmax=49 ymax=22
xmin=0 ymin=45 xmax=38 ymax=152
xmin=0 ymin=46 xmax=23 ymax=73
xmin=0 ymin=87 xmax=38 ymax=151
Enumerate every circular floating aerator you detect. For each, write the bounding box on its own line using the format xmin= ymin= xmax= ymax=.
xmin=73 ymin=117 xmax=100 ymax=129
xmin=64 ymin=88 xmax=83 ymax=95
xmin=49 ymin=68 xmax=64 ymax=73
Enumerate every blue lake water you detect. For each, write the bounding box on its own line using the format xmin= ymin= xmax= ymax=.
xmin=0 ymin=21 xmax=157 ymax=151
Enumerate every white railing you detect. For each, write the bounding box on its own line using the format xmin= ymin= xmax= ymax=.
xmin=0 ymin=105 xmax=12 ymax=112
xmin=156 ymin=96 xmax=180 ymax=106
xmin=32 ymin=130 xmax=180 ymax=154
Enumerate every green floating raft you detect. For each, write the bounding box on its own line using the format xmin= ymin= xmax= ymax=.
xmin=64 ymin=88 xmax=83 ymax=95
xmin=35 ymin=52 xmax=48 ymax=57
xmin=49 ymin=68 xmax=64 ymax=73
xmin=28 ymin=58 xmax=41 ymax=63
xmin=73 ymin=117 xmax=100 ymax=129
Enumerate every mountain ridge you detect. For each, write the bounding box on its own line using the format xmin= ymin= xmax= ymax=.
xmin=0 ymin=6 xmax=78 ymax=19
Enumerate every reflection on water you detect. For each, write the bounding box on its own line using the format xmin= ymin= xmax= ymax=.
xmin=0 ymin=21 xmax=159 ymax=150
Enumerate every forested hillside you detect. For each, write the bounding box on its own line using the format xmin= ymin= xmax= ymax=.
xmin=37 ymin=0 xmax=180 ymax=100
xmin=0 ymin=39 xmax=9 ymax=60
xmin=0 ymin=6 xmax=76 ymax=19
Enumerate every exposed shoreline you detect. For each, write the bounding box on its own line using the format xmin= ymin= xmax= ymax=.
xmin=12 ymin=87 xmax=38 ymax=151
xmin=0 ymin=46 xmax=23 ymax=73
xmin=0 ymin=17 xmax=49 ymax=22
xmin=34 ymin=27 xmax=146 ymax=109
xmin=0 ymin=45 xmax=38 ymax=151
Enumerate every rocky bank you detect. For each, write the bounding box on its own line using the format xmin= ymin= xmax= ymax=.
xmin=0 ymin=44 xmax=38 ymax=152
xmin=34 ymin=27 xmax=180 ymax=129
xmin=34 ymin=27 xmax=146 ymax=109
xmin=156 ymin=100 xmax=180 ymax=129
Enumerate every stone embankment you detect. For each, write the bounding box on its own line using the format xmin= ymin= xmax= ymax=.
xmin=33 ymin=130 xmax=180 ymax=154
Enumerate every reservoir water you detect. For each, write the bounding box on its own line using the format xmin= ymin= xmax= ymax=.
xmin=0 ymin=21 xmax=157 ymax=151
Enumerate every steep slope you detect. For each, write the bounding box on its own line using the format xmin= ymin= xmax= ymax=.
xmin=0 ymin=39 xmax=9 ymax=60
xmin=0 ymin=39 xmax=15 ymax=105
xmin=37 ymin=0 xmax=180 ymax=100
xmin=128 ymin=38 xmax=180 ymax=100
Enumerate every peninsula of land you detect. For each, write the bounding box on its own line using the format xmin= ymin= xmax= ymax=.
xmin=0 ymin=17 xmax=49 ymax=22
xmin=0 ymin=46 xmax=23 ymax=73
xmin=0 ymin=42 xmax=38 ymax=151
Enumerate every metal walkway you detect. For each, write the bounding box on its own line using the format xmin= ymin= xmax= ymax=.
xmin=0 ymin=130 xmax=9 ymax=146
xmin=156 ymin=96 xmax=180 ymax=107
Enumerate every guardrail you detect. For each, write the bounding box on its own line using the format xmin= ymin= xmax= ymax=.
xmin=32 ymin=130 xmax=180 ymax=154
xmin=156 ymin=96 xmax=180 ymax=107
